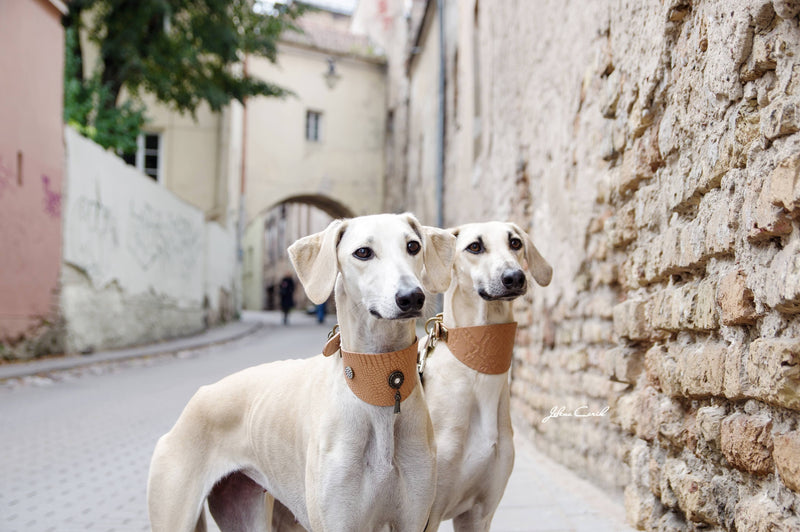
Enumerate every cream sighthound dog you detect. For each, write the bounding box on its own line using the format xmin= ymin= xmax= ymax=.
xmin=147 ymin=213 xmax=456 ymax=532
xmin=420 ymin=221 xmax=552 ymax=532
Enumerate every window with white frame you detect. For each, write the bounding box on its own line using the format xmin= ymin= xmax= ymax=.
xmin=306 ymin=110 xmax=322 ymax=142
xmin=122 ymin=132 xmax=162 ymax=181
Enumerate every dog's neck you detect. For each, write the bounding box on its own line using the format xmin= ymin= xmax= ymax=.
xmin=442 ymin=283 xmax=515 ymax=329
xmin=334 ymin=282 xmax=417 ymax=354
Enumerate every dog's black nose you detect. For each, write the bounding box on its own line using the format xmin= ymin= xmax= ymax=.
xmin=395 ymin=287 xmax=425 ymax=312
xmin=502 ymin=269 xmax=526 ymax=291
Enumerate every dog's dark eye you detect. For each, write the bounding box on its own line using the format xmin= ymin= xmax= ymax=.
xmin=407 ymin=241 xmax=421 ymax=255
xmin=466 ymin=241 xmax=483 ymax=254
xmin=353 ymin=247 xmax=374 ymax=260
xmin=509 ymin=238 xmax=523 ymax=251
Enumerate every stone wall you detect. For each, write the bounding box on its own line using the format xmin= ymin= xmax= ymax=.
xmin=388 ymin=0 xmax=800 ymax=529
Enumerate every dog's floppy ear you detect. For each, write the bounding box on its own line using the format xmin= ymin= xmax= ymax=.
xmin=509 ymin=222 xmax=552 ymax=287
xmin=403 ymin=213 xmax=456 ymax=293
xmin=288 ymin=219 xmax=347 ymax=304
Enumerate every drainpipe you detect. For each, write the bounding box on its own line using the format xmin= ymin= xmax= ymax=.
xmin=237 ymin=54 xmax=249 ymax=316
xmin=436 ymin=0 xmax=445 ymax=229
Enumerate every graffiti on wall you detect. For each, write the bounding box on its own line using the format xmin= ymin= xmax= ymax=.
xmin=71 ymin=186 xmax=120 ymax=283
xmin=41 ymin=175 xmax=61 ymax=218
xmin=127 ymin=200 xmax=202 ymax=274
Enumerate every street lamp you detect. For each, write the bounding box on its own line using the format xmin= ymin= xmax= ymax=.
xmin=324 ymin=57 xmax=341 ymax=89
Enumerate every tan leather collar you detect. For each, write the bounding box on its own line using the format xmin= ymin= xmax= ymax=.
xmin=324 ymin=332 xmax=419 ymax=410
xmin=444 ymin=322 xmax=518 ymax=374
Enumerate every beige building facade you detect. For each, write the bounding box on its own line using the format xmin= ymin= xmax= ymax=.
xmin=243 ymin=8 xmax=387 ymax=222
xmin=373 ymin=0 xmax=800 ymax=529
xmin=241 ymin=6 xmax=387 ymax=311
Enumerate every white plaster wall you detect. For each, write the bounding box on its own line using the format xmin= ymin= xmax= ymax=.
xmin=241 ymin=214 xmax=265 ymax=311
xmin=204 ymin=221 xmax=237 ymax=323
xmin=62 ymin=127 xmax=209 ymax=351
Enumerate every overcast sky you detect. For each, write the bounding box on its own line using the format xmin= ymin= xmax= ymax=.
xmin=256 ymin=0 xmax=358 ymax=14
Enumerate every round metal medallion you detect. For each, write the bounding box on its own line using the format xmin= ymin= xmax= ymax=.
xmin=388 ymin=370 xmax=404 ymax=389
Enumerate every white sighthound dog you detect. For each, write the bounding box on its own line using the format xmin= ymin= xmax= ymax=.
xmin=420 ymin=221 xmax=552 ymax=532
xmin=146 ymin=213 xmax=456 ymax=532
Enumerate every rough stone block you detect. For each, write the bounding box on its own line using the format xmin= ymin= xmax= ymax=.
xmin=607 ymin=204 xmax=637 ymax=248
xmin=650 ymin=280 xmax=719 ymax=333
xmin=612 ymin=299 xmax=651 ymax=341
xmin=750 ymin=176 xmax=793 ymax=242
xmin=616 ymin=386 xmax=661 ymax=441
xmin=765 ymin=239 xmax=800 ymax=313
xmin=605 ymin=346 xmax=644 ymax=384
xmin=646 ymin=344 xmax=680 ymax=397
xmin=761 ymin=98 xmax=800 ymax=140
xmin=769 ymin=153 xmax=800 ymax=214
xmin=716 ymin=270 xmax=758 ymax=325
xmin=624 ymin=484 xmax=656 ymax=529
xmin=666 ymin=459 xmax=720 ymax=525
xmin=655 ymin=511 xmax=689 ymax=532
xmin=696 ymin=405 xmax=726 ymax=449
xmin=692 ymin=278 xmax=720 ymax=330
xmin=773 ymin=0 xmax=800 ymax=19
xmin=678 ymin=224 xmax=703 ymax=271
xmin=703 ymin=5 xmax=750 ymax=102
xmin=720 ymin=413 xmax=774 ymax=474
xmin=600 ymin=70 xmax=620 ymax=119
xmin=679 ymin=343 xmax=726 ymax=398
xmin=773 ymin=430 xmax=800 ymax=492
xmin=741 ymin=35 xmax=778 ymax=82
xmin=751 ymin=1 xmax=777 ymax=31
xmin=650 ymin=289 xmax=680 ymax=332
xmin=703 ymin=194 xmax=738 ymax=258
xmin=723 ymin=342 xmax=746 ymax=399
xmin=657 ymin=394 xmax=690 ymax=447
xmin=746 ymin=338 xmax=800 ymax=410
xmin=734 ymin=493 xmax=800 ymax=531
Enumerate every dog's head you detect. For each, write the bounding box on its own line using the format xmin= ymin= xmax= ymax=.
xmin=289 ymin=213 xmax=456 ymax=320
xmin=448 ymin=221 xmax=552 ymax=301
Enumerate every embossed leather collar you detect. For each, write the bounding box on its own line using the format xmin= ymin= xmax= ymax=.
xmin=444 ymin=322 xmax=518 ymax=374
xmin=324 ymin=332 xmax=418 ymax=411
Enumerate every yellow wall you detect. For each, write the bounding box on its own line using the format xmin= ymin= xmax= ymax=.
xmin=141 ymin=96 xmax=227 ymax=218
xmin=244 ymin=43 xmax=387 ymax=222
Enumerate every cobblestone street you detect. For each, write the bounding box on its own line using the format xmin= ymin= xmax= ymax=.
xmin=0 ymin=312 xmax=631 ymax=532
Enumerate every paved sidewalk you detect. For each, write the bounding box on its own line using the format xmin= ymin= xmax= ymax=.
xmin=0 ymin=313 xmax=267 ymax=383
xmin=0 ymin=310 xmax=633 ymax=531
xmin=486 ymin=430 xmax=634 ymax=532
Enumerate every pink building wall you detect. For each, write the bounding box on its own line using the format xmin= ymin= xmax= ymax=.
xmin=0 ymin=0 xmax=66 ymax=347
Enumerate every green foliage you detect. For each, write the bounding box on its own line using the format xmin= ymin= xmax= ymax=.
xmin=64 ymin=27 xmax=145 ymax=155
xmin=63 ymin=0 xmax=304 ymax=153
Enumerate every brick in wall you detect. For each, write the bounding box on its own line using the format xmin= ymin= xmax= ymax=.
xmin=745 ymin=338 xmax=800 ymax=410
xmin=773 ymin=430 xmax=800 ymax=493
xmin=734 ymin=493 xmax=800 ymax=532
xmin=720 ymin=413 xmax=774 ymax=475
xmin=716 ymin=270 xmax=759 ymax=325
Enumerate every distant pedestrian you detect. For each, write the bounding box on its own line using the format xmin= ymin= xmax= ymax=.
xmin=279 ymin=274 xmax=295 ymax=325
xmin=315 ymin=301 xmax=326 ymax=324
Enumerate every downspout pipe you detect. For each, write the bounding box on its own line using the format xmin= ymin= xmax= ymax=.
xmin=436 ymin=0 xmax=445 ymax=229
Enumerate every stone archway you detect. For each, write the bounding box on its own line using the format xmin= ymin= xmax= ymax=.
xmin=242 ymin=194 xmax=354 ymax=313
xmin=276 ymin=194 xmax=355 ymax=219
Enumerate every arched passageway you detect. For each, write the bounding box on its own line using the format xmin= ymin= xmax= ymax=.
xmin=242 ymin=195 xmax=353 ymax=313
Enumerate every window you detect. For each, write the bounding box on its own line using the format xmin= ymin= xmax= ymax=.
xmin=122 ymin=132 xmax=162 ymax=181
xmin=306 ymin=111 xmax=322 ymax=142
